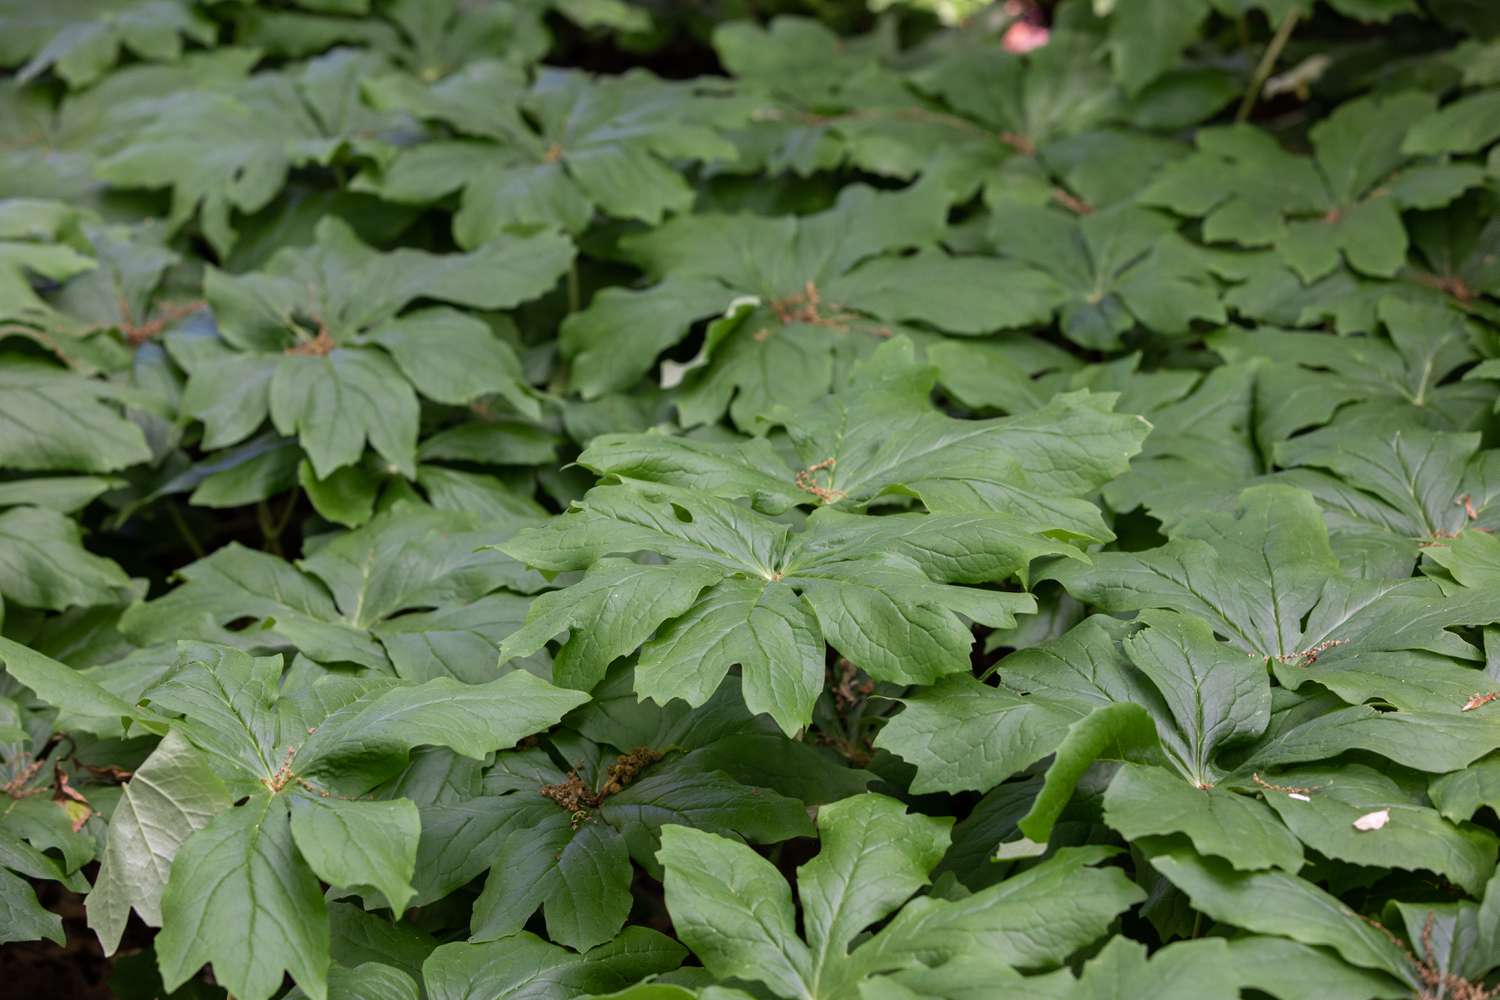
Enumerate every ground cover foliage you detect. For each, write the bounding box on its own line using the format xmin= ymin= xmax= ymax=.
xmin=4 ymin=0 xmax=1500 ymax=996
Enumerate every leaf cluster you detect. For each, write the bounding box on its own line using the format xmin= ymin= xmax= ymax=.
xmin=6 ymin=1 xmax=1500 ymax=999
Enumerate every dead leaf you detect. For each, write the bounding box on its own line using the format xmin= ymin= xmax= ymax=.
xmin=1353 ymin=808 xmax=1390 ymax=832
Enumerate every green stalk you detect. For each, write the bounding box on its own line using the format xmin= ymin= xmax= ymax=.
xmin=1236 ymin=10 xmax=1300 ymax=123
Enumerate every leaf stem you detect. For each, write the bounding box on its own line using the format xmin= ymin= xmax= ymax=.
xmin=257 ymin=500 xmax=283 ymax=557
xmin=1236 ymin=10 xmax=1299 ymax=123
xmin=166 ymin=500 xmax=205 ymax=560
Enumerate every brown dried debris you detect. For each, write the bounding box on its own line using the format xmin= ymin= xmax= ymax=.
xmin=767 ymin=281 xmax=890 ymax=339
xmin=52 ymin=765 xmax=92 ymax=832
xmin=832 ymin=658 xmax=874 ymax=712
xmin=795 ymin=457 xmax=846 ymax=504
xmin=1275 ymin=638 xmax=1348 ymax=667
xmin=1462 ymin=691 xmax=1499 ymax=712
xmin=1050 ymin=187 xmax=1093 ymax=215
xmin=286 ymin=328 xmax=336 ymax=357
xmin=1252 ymin=772 xmax=1318 ymax=796
xmin=999 ymin=131 xmax=1036 ymax=156
xmin=2 ymin=755 xmax=47 ymax=798
xmin=1351 ymin=909 xmax=1497 ymax=1000
xmin=121 ymin=298 xmax=206 ymax=346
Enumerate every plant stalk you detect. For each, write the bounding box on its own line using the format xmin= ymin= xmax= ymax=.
xmin=1236 ymin=10 xmax=1300 ymax=123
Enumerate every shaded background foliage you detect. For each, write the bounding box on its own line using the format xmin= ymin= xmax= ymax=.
xmin=4 ymin=0 xmax=1500 ymax=998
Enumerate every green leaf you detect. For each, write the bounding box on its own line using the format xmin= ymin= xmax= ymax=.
xmin=88 ymin=728 xmax=233 ymax=953
xmin=1 ymin=0 xmax=214 ymax=89
xmin=1429 ymin=754 xmax=1500 ymax=823
xmin=1275 ymin=423 xmax=1498 ymax=554
xmin=121 ymin=503 xmax=543 ymax=670
xmin=1017 ymin=702 xmax=1161 ymax=843
xmin=0 ymin=357 xmax=151 ymax=472
xmin=582 ymin=336 xmax=1146 ymax=540
xmin=0 ymin=634 xmax=138 ymax=734
xmin=290 ymin=796 xmax=421 ymax=914
xmin=156 ymin=793 xmax=331 ymax=1000
xmin=860 ymin=846 xmax=1146 ymax=974
xmin=559 ymin=182 xmax=951 ymax=413
xmin=985 ymin=202 xmax=1225 ymax=349
xmin=1149 ymin=844 xmax=1419 ymax=987
xmin=1226 ymin=937 xmax=1409 ymax=1000
xmin=1049 ymin=484 xmax=1500 ymax=676
xmin=271 ymin=347 xmax=419 ymax=478
xmin=1142 ymin=93 xmax=1456 ymax=280
xmin=295 ymin=670 xmax=590 ymax=791
xmin=294 ymin=963 xmax=420 ymax=1000
xmin=0 ymin=505 xmax=133 ymax=611
xmin=797 ymin=795 xmax=951 ymax=992
xmin=1123 ymin=610 xmax=1271 ymax=787
xmin=1104 ymin=762 xmax=1304 ymax=872
xmin=0 ymin=865 xmax=64 ymax=945
xmin=367 ymin=307 xmax=539 ymax=417
xmin=300 ymin=459 xmax=380 ymax=529
xmin=1061 ymin=935 xmax=1240 ymax=1000
xmin=363 ymin=64 xmax=741 ymax=240
xmin=1258 ymin=763 xmax=1498 ymax=894
xmin=1104 ymin=0 xmax=1212 ymax=96
xmin=656 ymin=829 xmax=806 ymax=991
xmin=452 ymin=709 xmax=811 ymax=953
xmin=95 ymin=51 xmax=403 ymax=256
xmin=658 ymin=793 xmax=950 ymax=999
xmin=1234 ymin=695 xmax=1500 ymax=775
xmin=635 ymin=578 xmax=824 ymax=737
xmin=1209 ymin=300 xmax=1486 ymax=453
xmin=1404 ymin=90 xmax=1500 ymax=156
xmin=422 ymin=928 xmax=687 ymax=1000
xmin=502 ymin=480 xmax=1040 ymax=731
xmin=190 ymin=217 xmax=570 ymax=473
xmin=873 ymin=675 xmax=1083 ymax=794
xmin=505 ymin=558 xmax=725 ymax=691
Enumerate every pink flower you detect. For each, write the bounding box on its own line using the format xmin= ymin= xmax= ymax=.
xmin=1002 ymin=20 xmax=1050 ymax=53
